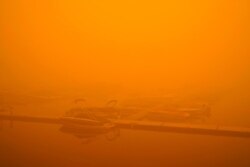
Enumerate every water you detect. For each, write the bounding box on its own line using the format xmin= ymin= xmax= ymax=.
xmin=1 ymin=101 xmax=250 ymax=167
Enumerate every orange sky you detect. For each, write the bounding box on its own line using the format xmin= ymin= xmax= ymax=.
xmin=1 ymin=0 xmax=249 ymax=96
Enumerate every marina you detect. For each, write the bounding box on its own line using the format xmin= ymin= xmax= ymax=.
xmin=1 ymin=112 xmax=250 ymax=138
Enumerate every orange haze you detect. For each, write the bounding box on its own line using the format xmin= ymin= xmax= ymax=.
xmin=0 ymin=0 xmax=250 ymax=166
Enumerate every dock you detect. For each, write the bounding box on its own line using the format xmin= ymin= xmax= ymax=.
xmin=1 ymin=114 xmax=250 ymax=138
xmin=115 ymin=120 xmax=250 ymax=138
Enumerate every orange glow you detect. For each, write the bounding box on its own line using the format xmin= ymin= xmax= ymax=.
xmin=0 ymin=0 xmax=250 ymax=166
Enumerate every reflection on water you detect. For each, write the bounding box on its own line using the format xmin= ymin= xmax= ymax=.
xmin=1 ymin=122 xmax=250 ymax=167
xmin=59 ymin=124 xmax=120 ymax=144
xmin=1 ymin=100 xmax=250 ymax=167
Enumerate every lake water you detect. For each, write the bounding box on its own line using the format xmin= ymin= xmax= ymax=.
xmin=1 ymin=101 xmax=250 ymax=167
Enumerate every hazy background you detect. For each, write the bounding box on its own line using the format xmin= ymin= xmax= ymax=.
xmin=1 ymin=1 xmax=250 ymax=167
xmin=1 ymin=0 xmax=250 ymax=121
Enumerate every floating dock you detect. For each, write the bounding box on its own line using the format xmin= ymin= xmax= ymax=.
xmin=0 ymin=114 xmax=61 ymax=124
xmin=115 ymin=120 xmax=250 ymax=138
xmin=1 ymin=114 xmax=250 ymax=138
